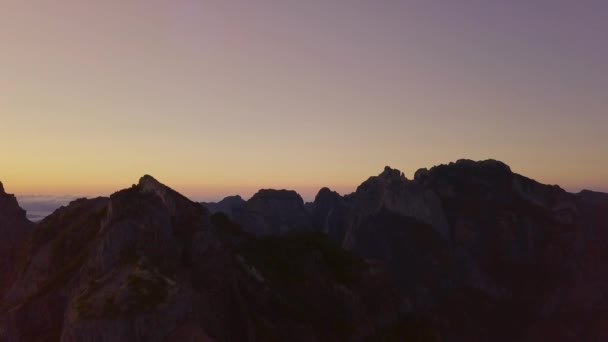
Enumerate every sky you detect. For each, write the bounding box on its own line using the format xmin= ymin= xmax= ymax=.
xmin=1 ymin=0 xmax=607 ymax=205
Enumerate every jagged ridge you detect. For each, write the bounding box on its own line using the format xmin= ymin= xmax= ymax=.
xmin=1 ymin=160 xmax=607 ymax=341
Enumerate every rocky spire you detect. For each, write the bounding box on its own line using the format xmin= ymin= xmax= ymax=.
xmin=378 ymin=166 xmax=406 ymax=181
xmin=138 ymin=174 xmax=162 ymax=189
xmin=135 ymin=174 xmax=194 ymax=216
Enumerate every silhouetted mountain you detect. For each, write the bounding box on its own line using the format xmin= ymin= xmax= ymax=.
xmin=205 ymin=189 xmax=313 ymax=236
xmin=310 ymin=188 xmax=351 ymax=242
xmin=315 ymin=159 xmax=608 ymax=341
xmin=2 ymin=160 xmax=608 ymax=341
xmin=0 ymin=176 xmax=401 ymax=341
xmin=201 ymin=195 xmax=246 ymax=215
xmin=0 ymin=182 xmax=34 ymax=299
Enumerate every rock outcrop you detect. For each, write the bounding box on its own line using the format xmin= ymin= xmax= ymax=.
xmin=0 ymin=176 xmax=402 ymax=342
xmin=310 ymin=160 xmax=608 ymax=340
xmin=343 ymin=166 xmax=449 ymax=246
xmin=216 ymin=189 xmax=313 ymax=236
xmin=0 ymin=181 xmax=33 ymax=299
xmin=310 ymin=188 xmax=351 ymax=242
xmin=201 ymin=195 xmax=246 ymax=216
xmin=2 ymin=160 xmax=607 ymax=341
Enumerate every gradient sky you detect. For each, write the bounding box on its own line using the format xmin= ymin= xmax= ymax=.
xmin=1 ymin=0 xmax=607 ymax=201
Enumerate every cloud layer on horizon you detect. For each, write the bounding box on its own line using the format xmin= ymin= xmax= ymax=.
xmin=16 ymin=194 xmax=78 ymax=221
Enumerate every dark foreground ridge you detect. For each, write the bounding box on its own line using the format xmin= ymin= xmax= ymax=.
xmin=1 ymin=159 xmax=608 ymax=341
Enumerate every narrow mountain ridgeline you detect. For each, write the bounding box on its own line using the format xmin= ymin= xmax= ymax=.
xmin=1 ymin=160 xmax=607 ymax=341
xmin=204 ymin=159 xmax=608 ymax=341
xmin=0 ymin=176 xmax=403 ymax=342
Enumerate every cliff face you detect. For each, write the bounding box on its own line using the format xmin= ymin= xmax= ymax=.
xmin=2 ymin=160 xmax=608 ymax=341
xmin=0 ymin=182 xmax=32 ymax=248
xmin=311 ymin=160 xmax=608 ymax=341
xmin=198 ymin=160 xmax=608 ymax=340
xmin=310 ymin=188 xmax=350 ymax=242
xmin=349 ymin=166 xmax=449 ymax=240
xmin=201 ymin=195 xmax=246 ymax=215
xmin=205 ymin=189 xmax=313 ymax=236
xmin=409 ymin=160 xmax=583 ymax=339
xmin=0 ymin=182 xmax=34 ymax=299
xmin=0 ymin=177 xmax=401 ymax=342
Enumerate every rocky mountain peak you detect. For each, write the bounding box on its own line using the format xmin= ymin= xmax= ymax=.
xmin=379 ymin=166 xmax=407 ymax=181
xmin=235 ymin=189 xmax=312 ymax=235
xmin=250 ymin=189 xmax=303 ymax=203
xmin=0 ymin=176 xmax=401 ymax=341
xmin=316 ymin=187 xmax=333 ymax=196
xmin=415 ymin=159 xmax=516 ymax=191
xmin=0 ymin=184 xmax=27 ymax=221
xmin=2 ymin=161 xmax=608 ymax=341
xmin=312 ymin=187 xmax=347 ymax=213
xmin=311 ymin=187 xmax=350 ymax=239
xmin=413 ymin=168 xmax=430 ymax=182
xmin=450 ymin=158 xmax=512 ymax=174
xmin=138 ymin=174 xmax=163 ymax=189
xmin=315 ymin=187 xmax=341 ymax=201
xmin=578 ymin=189 xmax=608 ymax=202
xmin=0 ymin=180 xmax=33 ymax=299
xmin=345 ymin=166 xmax=450 ymax=242
xmin=134 ymin=174 xmax=197 ymax=216
xmin=201 ymin=195 xmax=246 ymax=215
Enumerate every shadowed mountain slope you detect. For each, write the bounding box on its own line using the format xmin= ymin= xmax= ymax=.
xmin=203 ymin=189 xmax=313 ymax=236
xmin=3 ymin=160 xmax=608 ymax=341
xmin=204 ymin=159 xmax=608 ymax=341
xmin=0 ymin=182 xmax=34 ymax=299
xmin=0 ymin=176 xmax=401 ymax=342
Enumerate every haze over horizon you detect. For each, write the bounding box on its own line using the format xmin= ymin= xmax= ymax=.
xmin=2 ymin=1 xmax=607 ymax=201
xmin=8 ymin=159 xmax=608 ymax=222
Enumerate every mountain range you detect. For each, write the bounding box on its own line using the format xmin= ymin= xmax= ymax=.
xmin=1 ymin=159 xmax=608 ymax=341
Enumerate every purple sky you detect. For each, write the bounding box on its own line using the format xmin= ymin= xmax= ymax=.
xmin=2 ymin=0 xmax=607 ymax=201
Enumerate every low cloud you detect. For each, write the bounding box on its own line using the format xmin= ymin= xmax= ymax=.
xmin=16 ymin=194 xmax=79 ymax=221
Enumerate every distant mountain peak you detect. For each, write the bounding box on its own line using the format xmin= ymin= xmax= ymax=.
xmin=201 ymin=195 xmax=247 ymax=215
xmin=0 ymin=180 xmax=32 ymax=298
xmin=132 ymin=175 xmax=200 ymax=218
xmin=316 ymin=187 xmax=340 ymax=199
xmin=137 ymin=174 xmax=173 ymax=198
xmin=0 ymin=182 xmax=26 ymax=219
xmin=138 ymin=174 xmax=162 ymax=187
xmin=2 ymin=159 xmax=608 ymax=341
xmin=453 ymin=158 xmax=512 ymax=172
xmin=251 ymin=189 xmax=304 ymax=203
xmin=379 ymin=166 xmax=406 ymax=181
